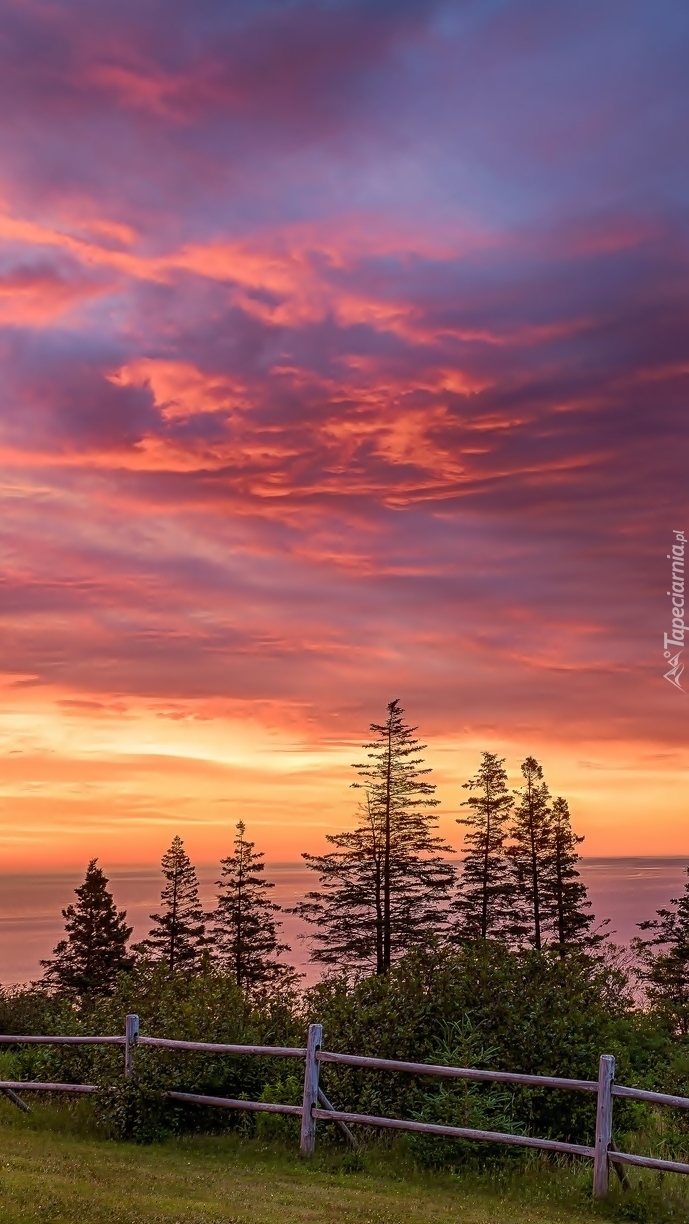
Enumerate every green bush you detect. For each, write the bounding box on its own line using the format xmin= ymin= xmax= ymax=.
xmin=94 ymin=1081 xmax=169 ymax=1143
xmin=406 ymin=1018 xmax=523 ymax=1169
xmin=306 ymin=943 xmax=638 ymax=1148
xmin=255 ymin=1071 xmax=303 ymax=1144
xmin=0 ymin=963 xmax=305 ymax=1141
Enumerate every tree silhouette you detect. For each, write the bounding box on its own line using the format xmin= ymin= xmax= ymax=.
xmin=212 ymin=821 xmax=291 ymax=988
xmin=452 ymin=752 xmax=514 ymax=940
xmin=41 ymin=860 xmax=132 ymax=997
xmin=505 ymin=757 xmax=553 ymax=950
xmin=634 ymin=867 xmax=689 ymax=1034
xmin=137 ymin=836 xmax=207 ymax=972
xmin=545 ymin=796 xmax=604 ymax=957
xmin=292 ymin=700 xmax=456 ymax=973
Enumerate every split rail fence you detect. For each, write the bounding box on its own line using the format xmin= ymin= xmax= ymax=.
xmin=0 ymin=1017 xmax=688 ymax=1199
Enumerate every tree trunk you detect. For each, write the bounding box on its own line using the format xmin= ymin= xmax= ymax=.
xmin=382 ymin=716 xmax=393 ymax=973
xmin=170 ymin=869 xmax=179 ymax=971
xmin=555 ymin=837 xmax=565 ymax=958
xmin=528 ymin=784 xmax=541 ymax=951
xmin=236 ymin=861 xmax=243 ymax=988
xmin=481 ymin=794 xmax=491 ymax=939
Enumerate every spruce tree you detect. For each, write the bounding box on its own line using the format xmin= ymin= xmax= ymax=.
xmin=634 ymin=867 xmax=689 ymax=1034
xmin=505 ymin=756 xmax=552 ymax=950
xmin=451 ymin=752 xmax=514 ymax=940
xmin=292 ymin=700 xmax=456 ymax=974
xmin=545 ymin=796 xmax=603 ymax=957
xmin=136 ymin=836 xmax=207 ymax=972
xmin=213 ymin=821 xmax=291 ymax=988
xmin=40 ymin=860 xmax=132 ymax=997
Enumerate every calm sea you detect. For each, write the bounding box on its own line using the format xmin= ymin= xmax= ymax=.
xmin=1 ymin=858 xmax=686 ymax=987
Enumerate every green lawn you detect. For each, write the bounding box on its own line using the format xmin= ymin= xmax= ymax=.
xmin=0 ymin=1102 xmax=660 ymax=1224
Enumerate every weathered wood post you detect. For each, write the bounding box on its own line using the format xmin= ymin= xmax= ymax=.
xmin=299 ymin=1023 xmax=322 ymax=1157
xmin=593 ymin=1054 xmax=615 ymax=1199
xmin=125 ymin=1013 xmax=139 ymax=1081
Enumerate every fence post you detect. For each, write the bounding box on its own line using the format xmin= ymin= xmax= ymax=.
xmin=299 ymin=1022 xmax=322 ymax=1157
xmin=125 ymin=1014 xmax=139 ymax=1081
xmin=593 ymin=1054 xmax=615 ymax=1199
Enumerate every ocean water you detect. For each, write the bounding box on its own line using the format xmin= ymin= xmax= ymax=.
xmin=1 ymin=858 xmax=687 ymax=988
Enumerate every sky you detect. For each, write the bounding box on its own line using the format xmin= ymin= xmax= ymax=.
xmin=0 ymin=0 xmax=688 ymax=873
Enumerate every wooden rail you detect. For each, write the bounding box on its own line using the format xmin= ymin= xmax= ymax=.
xmin=612 ymin=1084 xmax=689 ymax=1109
xmin=0 ymin=1019 xmax=687 ymax=1198
xmin=609 ymin=1150 xmax=689 ymax=1175
xmin=137 ymin=1037 xmax=305 ymax=1057
xmin=0 ymin=1035 xmax=124 ymax=1045
xmin=167 ymin=1092 xmax=302 ymax=1116
xmin=312 ymin=1107 xmax=595 ymax=1157
xmin=317 ymin=1049 xmax=598 ymax=1092
xmin=0 ymin=1080 xmax=96 ymax=1093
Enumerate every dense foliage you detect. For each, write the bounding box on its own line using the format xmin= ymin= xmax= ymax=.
xmin=1 ymin=941 xmax=687 ymax=1172
xmin=307 ymin=945 xmax=639 ymax=1152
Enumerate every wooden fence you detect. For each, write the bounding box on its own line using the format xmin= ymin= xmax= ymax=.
xmin=0 ymin=1018 xmax=688 ymax=1199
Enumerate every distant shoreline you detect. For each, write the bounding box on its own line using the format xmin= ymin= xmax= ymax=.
xmin=0 ymin=854 xmax=687 ymax=877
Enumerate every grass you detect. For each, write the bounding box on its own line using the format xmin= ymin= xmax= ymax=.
xmin=0 ymin=1099 xmax=684 ymax=1224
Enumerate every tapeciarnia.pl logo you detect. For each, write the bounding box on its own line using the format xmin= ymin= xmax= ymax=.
xmin=664 ymin=529 xmax=686 ymax=691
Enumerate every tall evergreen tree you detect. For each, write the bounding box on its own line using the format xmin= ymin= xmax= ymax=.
xmin=634 ymin=867 xmax=689 ymax=1034
xmin=505 ymin=756 xmax=552 ymax=950
xmin=136 ymin=836 xmax=207 ymax=972
xmin=451 ymin=752 xmax=514 ymax=940
xmin=213 ymin=821 xmax=291 ymax=988
xmin=292 ymin=700 xmax=456 ymax=974
xmin=41 ymin=860 xmax=132 ymax=997
xmin=545 ymin=796 xmax=603 ymax=957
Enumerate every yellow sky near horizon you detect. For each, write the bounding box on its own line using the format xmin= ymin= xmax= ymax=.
xmin=1 ymin=677 xmax=686 ymax=871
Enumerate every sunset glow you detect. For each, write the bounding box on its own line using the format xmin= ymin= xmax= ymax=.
xmin=0 ymin=0 xmax=687 ymax=875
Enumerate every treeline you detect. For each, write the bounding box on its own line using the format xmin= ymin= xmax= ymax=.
xmin=36 ymin=700 xmax=689 ymax=1037
xmin=294 ymin=704 xmax=601 ymax=970
xmin=40 ymin=822 xmax=289 ymax=996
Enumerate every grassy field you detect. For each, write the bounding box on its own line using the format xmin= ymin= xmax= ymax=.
xmin=0 ymin=1101 xmax=681 ymax=1224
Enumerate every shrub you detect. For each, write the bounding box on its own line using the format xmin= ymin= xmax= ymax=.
xmin=306 ymin=942 xmax=636 ymax=1147
xmin=407 ymin=1018 xmax=523 ymax=1169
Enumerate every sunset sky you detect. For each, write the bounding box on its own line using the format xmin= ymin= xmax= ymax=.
xmin=0 ymin=0 xmax=688 ymax=872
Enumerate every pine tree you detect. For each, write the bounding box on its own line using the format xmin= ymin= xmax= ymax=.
xmin=40 ymin=860 xmax=132 ymax=997
xmin=634 ymin=867 xmax=689 ymax=1034
xmin=136 ymin=836 xmax=207 ymax=972
xmin=505 ymin=756 xmax=552 ymax=950
xmin=545 ymin=797 xmax=604 ymax=956
xmin=451 ymin=752 xmax=514 ymax=940
xmin=213 ymin=821 xmax=291 ymax=988
xmin=292 ymin=700 xmax=456 ymax=974
xmin=291 ymin=792 xmax=386 ymax=972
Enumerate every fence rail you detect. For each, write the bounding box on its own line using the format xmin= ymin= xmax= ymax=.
xmin=612 ymin=1084 xmax=689 ymax=1109
xmin=167 ymin=1092 xmax=303 ymax=1116
xmin=0 ymin=1017 xmax=687 ymax=1199
xmin=0 ymin=1080 xmax=97 ymax=1093
xmin=317 ymin=1049 xmax=599 ymax=1092
xmin=0 ymin=1035 xmax=124 ymax=1046
xmin=137 ymin=1037 xmax=306 ymax=1058
xmin=312 ymin=1108 xmax=596 ymax=1157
